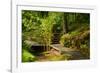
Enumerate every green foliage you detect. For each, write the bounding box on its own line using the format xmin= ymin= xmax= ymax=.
xmin=22 ymin=50 xmax=37 ymax=62
xmin=22 ymin=40 xmax=31 ymax=50
xmin=22 ymin=11 xmax=41 ymax=32
xmin=60 ymin=29 xmax=90 ymax=48
xmin=60 ymin=29 xmax=90 ymax=59
xmin=60 ymin=34 xmax=72 ymax=47
xmin=22 ymin=10 xmax=90 ymax=61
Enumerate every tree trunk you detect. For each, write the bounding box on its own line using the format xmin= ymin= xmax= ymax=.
xmin=62 ymin=13 xmax=69 ymax=34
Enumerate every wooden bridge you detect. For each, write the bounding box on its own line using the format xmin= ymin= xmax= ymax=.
xmin=50 ymin=44 xmax=87 ymax=60
xmin=25 ymin=40 xmax=87 ymax=60
xmin=50 ymin=44 xmax=78 ymax=55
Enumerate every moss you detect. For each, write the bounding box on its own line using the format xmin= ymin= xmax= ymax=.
xmin=22 ymin=50 xmax=37 ymax=62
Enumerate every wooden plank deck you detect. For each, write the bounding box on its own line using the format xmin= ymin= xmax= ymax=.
xmin=50 ymin=44 xmax=77 ymax=52
xmin=50 ymin=44 xmax=87 ymax=60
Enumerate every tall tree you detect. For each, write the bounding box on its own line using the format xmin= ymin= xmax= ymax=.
xmin=62 ymin=13 xmax=69 ymax=34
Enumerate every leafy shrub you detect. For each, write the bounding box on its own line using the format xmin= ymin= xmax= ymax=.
xmin=80 ymin=40 xmax=90 ymax=59
xmin=22 ymin=50 xmax=37 ymax=62
xmin=60 ymin=34 xmax=72 ymax=47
